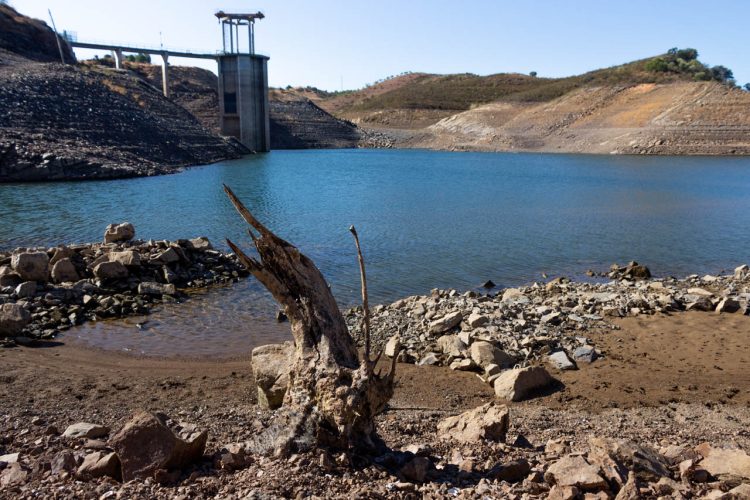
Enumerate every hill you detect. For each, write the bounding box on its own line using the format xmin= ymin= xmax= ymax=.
xmin=312 ymin=51 xmax=750 ymax=155
xmin=0 ymin=5 xmax=247 ymax=182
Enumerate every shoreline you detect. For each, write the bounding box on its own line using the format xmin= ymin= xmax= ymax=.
xmin=4 ymin=145 xmax=750 ymax=185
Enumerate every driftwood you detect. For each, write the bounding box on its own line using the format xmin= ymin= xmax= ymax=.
xmin=224 ymin=185 xmax=397 ymax=455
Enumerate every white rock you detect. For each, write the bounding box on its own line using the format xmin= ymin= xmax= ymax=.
xmin=428 ymin=311 xmax=463 ymax=334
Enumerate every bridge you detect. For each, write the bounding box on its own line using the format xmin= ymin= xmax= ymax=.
xmin=64 ymin=11 xmax=270 ymax=152
xmin=68 ymin=40 xmax=221 ymax=97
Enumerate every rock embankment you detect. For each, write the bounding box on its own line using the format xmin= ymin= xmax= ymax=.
xmin=0 ymin=223 xmax=247 ymax=343
xmin=347 ymin=263 xmax=750 ymax=392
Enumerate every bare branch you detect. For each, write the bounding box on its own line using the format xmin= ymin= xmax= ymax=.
xmin=349 ymin=225 xmax=371 ymax=362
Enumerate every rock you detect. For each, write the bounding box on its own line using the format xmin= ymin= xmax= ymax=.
xmin=62 ymin=422 xmax=110 ymax=439
xmin=723 ymin=484 xmax=750 ymax=499
xmin=251 ymin=342 xmax=294 ymax=410
xmin=547 ymin=351 xmax=576 ymax=371
xmin=50 ymin=258 xmax=79 ymax=283
xmin=494 ymin=458 xmax=531 ymax=483
xmin=687 ymin=287 xmax=713 ymax=296
xmin=588 ymin=437 xmax=669 ymax=484
xmin=428 ymin=311 xmax=463 ymax=334
xmin=735 ymin=264 xmax=749 ymax=279
xmin=77 ymin=451 xmax=120 ymax=480
xmin=104 ymin=222 xmax=135 ymax=243
xmin=0 ymin=303 xmax=31 ymax=337
xmin=470 ymin=341 xmax=515 ymax=369
xmin=467 ymin=312 xmax=489 ymax=328
xmin=188 ymin=237 xmax=213 ymax=250
xmin=155 ymin=248 xmax=180 ymax=264
xmin=449 ymin=358 xmax=476 ymax=371
xmin=686 ymin=295 xmax=715 ymax=311
xmin=13 ymin=281 xmax=36 ymax=299
xmin=11 ymin=252 xmax=49 ymax=282
xmin=138 ymin=282 xmax=177 ymax=296
xmin=109 ymin=250 xmax=141 ymax=267
xmin=436 ymin=402 xmax=509 ymax=443
xmin=501 ymin=288 xmax=524 ymax=301
xmin=0 ymin=462 xmax=27 ymax=487
xmin=0 ymin=267 xmax=21 ymax=287
xmin=573 ymin=345 xmax=598 ymax=363
xmin=716 ymin=297 xmax=741 ymax=314
xmin=614 ymin=471 xmax=640 ymax=500
xmin=544 ymin=455 xmax=608 ymax=491
xmin=482 ymin=280 xmax=496 ymax=289
xmin=418 ymin=352 xmax=440 ymax=366
xmin=110 ymin=410 xmax=207 ymax=481
xmin=437 ymin=334 xmax=467 ymax=358
xmin=623 ymin=262 xmax=651 ymax=279
xmin=49 ymin=246 xmax=75 ymax=266
xmin=695 ymin=443 xmax=750 ymax=481
xmin=400 ymin=456 xmax=431 ymax=482
xmin=494 ymin=366 xmax=553 ymax=401
xmin=51 ymin=450 xmax=77 ymax=475
xmin=547 ymin=485 xmax=579 ymax=500
xmin=384 ymin=335 xmax=401 ymax=358
xmin=541 ymin=311 xmax=562 ymax=325
xmin=402 ymin=443 xmax=432 ymax=457
xmin=93 ymin=261 xmax=128 ymax=280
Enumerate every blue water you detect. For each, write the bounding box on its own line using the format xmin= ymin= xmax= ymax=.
xmin=2 ymin=149 xmax=750 ymax=310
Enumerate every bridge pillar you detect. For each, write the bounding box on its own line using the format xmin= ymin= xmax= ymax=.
xmin=112 ymin=49 xmax=123 ymax=69
xmin=160 ymin=53 xmax=169 ymax=98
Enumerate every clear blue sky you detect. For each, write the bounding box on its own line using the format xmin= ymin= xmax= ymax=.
xmin=14 ymin=0 xmax=750 ymax=90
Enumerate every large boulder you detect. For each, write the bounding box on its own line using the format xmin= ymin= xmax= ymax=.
xmin=14 ymin=281 xmax=37 ymax=299
xmin=437 ymin=334 xmax=467 ymax=358
xmin=0 ymin=303 xmax=31 ymax=337
xmin=11 ymin=252 xmax=49 ymax=282
xmin=93 ymin=261 xmax=128 ymax=280
xmin=428 ymin=311 xmax=463 ymax=334
xmin=109 ymin=250 xmax=141 ymax=267
xmin=251 ymin=342 xmax=294 ymax=409
xmin=695 ymin=443 xmax=750 ymax=482
xmin=544 ymin=455 xmax=608 ymax=491
xmin=104 ymin=222 xmax=135 ymax=243
xmin=50 ymin=258 xmax=79 ymax=283
xmin=469 ymin=341 xmax=515 ymax=369
xmin=494 ymin=366 xmax=553 ymax=401
xmin=110 ymin=410 xmax=207 ymax=481
xmin=436 ymin=402 xmax=509 ymax=443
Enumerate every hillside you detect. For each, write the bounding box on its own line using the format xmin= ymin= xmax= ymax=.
xmin=0 ymin=5 xmax=247 ymax=182
xmin=413 ymin=82 xmax=750 ymax=154
xmin=312 ymin=52 xmax=750 ymax=155
xmin=0 ymin=4 xmax=75 ymax=64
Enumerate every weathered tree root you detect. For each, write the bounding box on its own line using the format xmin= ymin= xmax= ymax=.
xmin=224 ymin=185 xmax=397 ymax=456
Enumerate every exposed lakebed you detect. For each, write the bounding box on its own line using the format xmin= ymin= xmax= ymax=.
xmin=2 ymin=149 xmax=750 ymax=356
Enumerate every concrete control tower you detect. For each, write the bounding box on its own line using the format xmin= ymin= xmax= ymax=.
xmin=215 ymin=11 xmax=270 ymax=152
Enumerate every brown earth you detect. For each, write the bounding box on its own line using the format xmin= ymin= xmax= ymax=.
xmin=3 ymin=309 xmax=750 ymax=497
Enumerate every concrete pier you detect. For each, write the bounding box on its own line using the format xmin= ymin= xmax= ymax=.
xmin=217 ymin=54 xmax=269 ymax=152
xmin=160 ymin=53 xmax=169 ymax=98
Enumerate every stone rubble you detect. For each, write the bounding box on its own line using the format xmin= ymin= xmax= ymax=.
xmin=347 ymin=264 xmax=750 ymax=396
xmin=0 ymin=224 xmax=248 ymax=344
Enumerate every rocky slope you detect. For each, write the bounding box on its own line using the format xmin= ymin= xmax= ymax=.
xmin=0 ymin=4 xmax=75 ymax=64
xmin=315 ymin=63 xmax=750 ymax=155
xmin=128 ymin=64 xmax=364 ymax=149
xmin=0 ymin=5 xmax=248 ymax=183
xmin=410 ymin=82 xmax=750 ymax=154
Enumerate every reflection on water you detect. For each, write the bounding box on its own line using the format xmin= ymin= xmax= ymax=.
xmin=64 ymin=285 xmax=291 ymax=358
xmin=3 ymin=149 xmax=750 ymax=356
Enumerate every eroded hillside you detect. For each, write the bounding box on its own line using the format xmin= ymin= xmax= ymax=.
xmin=412 ymin=82 xmax=750 ymax=154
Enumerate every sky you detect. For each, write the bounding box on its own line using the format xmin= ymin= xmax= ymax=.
xmin=13 ymin=0 xmax=750 ymax=91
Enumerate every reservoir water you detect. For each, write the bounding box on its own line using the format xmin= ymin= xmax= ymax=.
xmin=2 ymin=149 xmax=750 ymax=356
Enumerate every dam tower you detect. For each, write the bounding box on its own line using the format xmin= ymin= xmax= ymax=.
xmin=215 ymin=11 xmax=270 ymax=152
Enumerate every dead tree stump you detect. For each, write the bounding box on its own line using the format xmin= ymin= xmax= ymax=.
xmin=224 ymin=185 xmax=397 ymax=455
